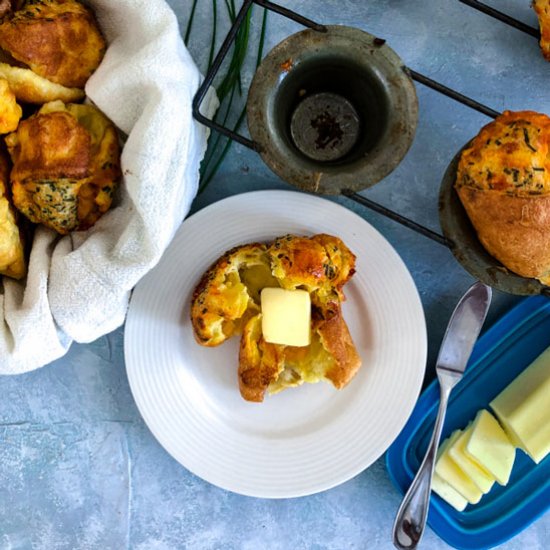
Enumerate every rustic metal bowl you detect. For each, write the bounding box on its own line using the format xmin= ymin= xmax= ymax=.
xmin=439 ymin=142 xmax=547 ymax=295
xmin=246 ymin=25 xmax=418 ymax=194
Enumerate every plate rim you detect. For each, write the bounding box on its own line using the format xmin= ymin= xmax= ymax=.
xmin=125 ymin=189 xmax=428 ymax=498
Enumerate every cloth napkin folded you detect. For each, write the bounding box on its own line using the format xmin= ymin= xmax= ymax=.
xmin=0 ymin=0 xmax=218 ymax=374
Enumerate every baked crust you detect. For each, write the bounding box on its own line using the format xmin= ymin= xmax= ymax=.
xmin=0 ymin=0 xmax=106 ymax=88
xmin=455 ymin=110 xmax=550 ymax=284
xmin=457 ymin=187 xmax=550 ymax=284
xmin=456 ymin=111 xmax=550 ymax=194
xmin=238 ymin=313 xmax=285 ymax=403
xmin=9 ymin=110 xmax=91 ymax=181
xmin=314 ymin=301 xmax=362 ymax=389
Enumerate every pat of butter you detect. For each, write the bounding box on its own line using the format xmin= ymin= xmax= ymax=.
xmin=465 ymin=409 xmax=515 ymax=486
xmin=261 ymin=288 xmax=311 ymax=347
xmin=490 ymin=346 xmax=550 ymax=464
xmin=448 ymin=424 xmax=495 ymax=494
xmin=435 ymin=431 xmax=483 ymax=504
xmin=432 ymin=473 xmax=468 ymax=512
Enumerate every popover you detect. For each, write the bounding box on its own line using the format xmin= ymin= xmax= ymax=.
xmin=0 ymin=0 xmax=106 ymax=89
xmin=6 ymin=100 xmax=121 ymax=234
xmin=455 ymin=110 xmax=550 ymax=284
xmin=191 ymin=234 xmax=361 ymax=402
xmin=0 ymin=144 xmax=25 ymax=279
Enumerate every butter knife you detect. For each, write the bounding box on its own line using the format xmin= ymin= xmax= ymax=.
xmin=392 ymin=281 xmax=492 ymax=549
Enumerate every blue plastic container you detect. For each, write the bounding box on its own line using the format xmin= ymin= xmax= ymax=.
xmin=386 ymin=296 xmax=550 ymax=550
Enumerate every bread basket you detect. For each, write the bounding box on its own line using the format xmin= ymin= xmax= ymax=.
xmin=0 ymin=0 xmax=217 ymax=374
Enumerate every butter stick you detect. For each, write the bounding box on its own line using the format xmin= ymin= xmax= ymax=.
xmin=490 ymin=346 xmax=550 ymax=464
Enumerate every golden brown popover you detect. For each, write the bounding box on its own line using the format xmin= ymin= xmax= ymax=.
xmin=0 ymin=144 xmax=25 ymax=279
xmin=534 ymin=0 xmax=550 ymax=61
xmin=455 ymin=110 xmax=550 ymax=284
xmin=0 ymin=0 xmax=106 ymax=89
xmin=6 ymin=100 xmax=121 ymax=234
xmin=191 ymin=234 xmax=361 ymax=402
xmin=0 ymin=77 xmax=21 ymax=133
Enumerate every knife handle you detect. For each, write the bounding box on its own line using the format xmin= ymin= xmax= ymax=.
xmin=392 ymin=383 xmax=452 ymax=549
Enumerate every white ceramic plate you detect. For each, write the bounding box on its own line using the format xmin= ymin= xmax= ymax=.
xmin=124 ymin=190 xmax=427 ymax=498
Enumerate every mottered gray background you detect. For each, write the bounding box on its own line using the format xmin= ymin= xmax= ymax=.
xmin=1 ymin=1 xmax=549 ymax=549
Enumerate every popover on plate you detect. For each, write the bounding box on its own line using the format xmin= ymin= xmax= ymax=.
xmin=191 ymin=233 xmax=362 ymax=402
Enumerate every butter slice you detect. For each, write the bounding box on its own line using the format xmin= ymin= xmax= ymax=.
xmin=465 ymin=409 xmax=515 ymax=485
xmin=261 ymin=288 xmax=311 ymax=347
xmin=490 ymin=346 xmax=550 ymax=464
xmin=432 ymin=473 xmax=468 ymax=512
xmin=435 ymin=431 xmax=483 ymax=504
xmin=448 ymin=424 xmax=495 ymax=493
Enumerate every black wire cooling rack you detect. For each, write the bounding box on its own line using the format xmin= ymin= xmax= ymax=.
xmin=192 ymin=0 xmax=548 ymax=293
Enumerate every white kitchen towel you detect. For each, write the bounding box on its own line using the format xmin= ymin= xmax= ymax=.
xmin=0 ymin=0 xmax=218 ymax=374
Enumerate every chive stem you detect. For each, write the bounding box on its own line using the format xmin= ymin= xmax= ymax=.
xmin=207 ymin=0 xmax=218 ymax=70
xmin=195 ymin=4 xmax=269 ymax=192
xmin=184 ymin=0 xmax=199 ymax=45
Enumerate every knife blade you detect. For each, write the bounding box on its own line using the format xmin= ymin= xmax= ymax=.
xmin=436 ymin=280 xmax=492 ymax=380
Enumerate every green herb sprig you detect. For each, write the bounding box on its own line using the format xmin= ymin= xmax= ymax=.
xmin=185 ymin=0 xmax=268 ymax=193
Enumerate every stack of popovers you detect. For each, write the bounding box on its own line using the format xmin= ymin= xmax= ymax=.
xmin=0 ymin=0 xmax=121 ymax=280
